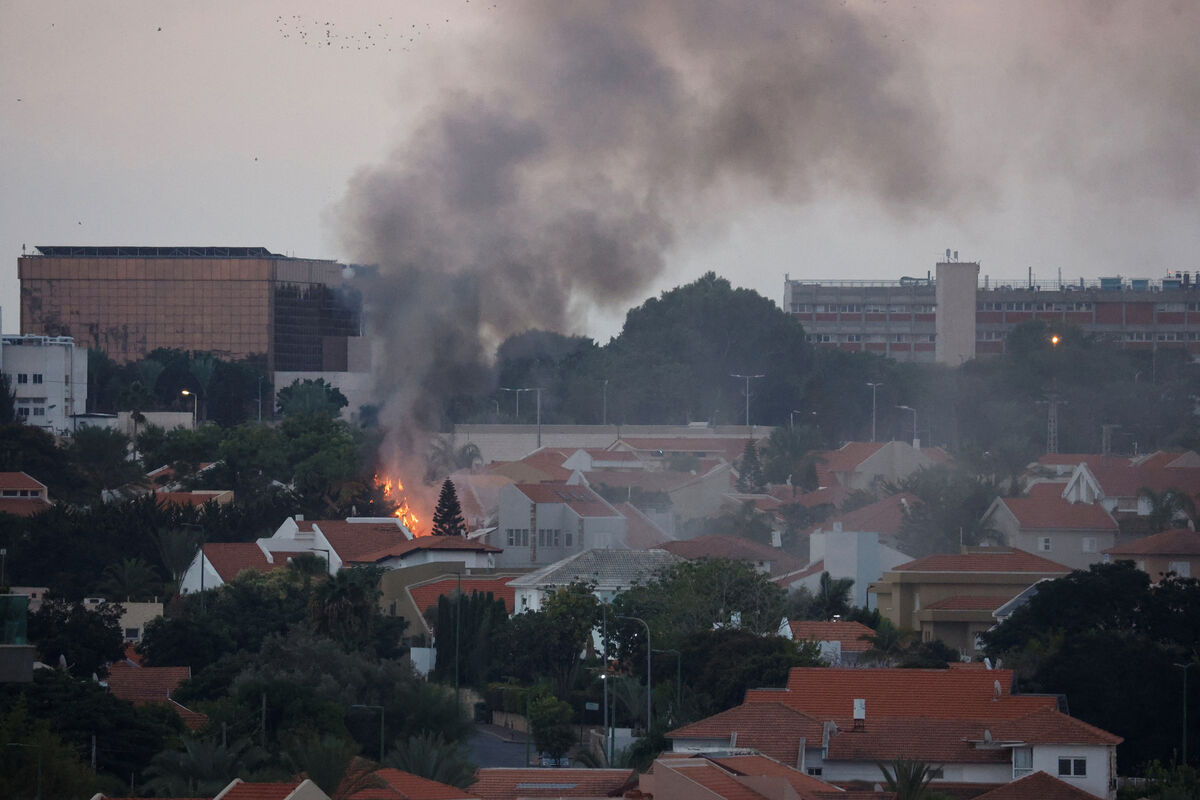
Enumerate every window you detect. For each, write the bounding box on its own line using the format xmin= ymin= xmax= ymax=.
xmin=16 ymin=407 xmax=29 ymax=417
xmin=32 ymin=407 xmax=44 ymax=417
xmin=565 ymin=529 xmax=574 ymax=547
xmin=1013 ymin=747 xmax=1033 ymax=778
xmin=124 ymin=627 xmax=140 ymax=640
xmin=1039 ymin=536 xmax=1053 ymax=552
xmin=806 ymin=768 xmax=823 ymax=777
xmin=845 ymin=334 xmax=862 ymax=343
xmin=32 ymin=374 xmax=43 ymax=384
xmin=1169 ymin=561 xmax=1192 ymax=578
xmin=1082 ymin=537 xmax=1098 ymax=553
xmin=16 ymin=373 xmax=28 ymax=384
xmin=1058 ymin=758 xmax=1087 ymax=777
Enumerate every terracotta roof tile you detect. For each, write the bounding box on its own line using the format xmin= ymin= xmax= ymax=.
xmin=587 ymin=464 xmax=729 ymax=494
xmin=203 ymin=543 xmax=308 ymax=582
xmin=668 ymin=702 xmax=823 ymax=762
xmin=987 ymin=707 xmax=1122 ymax=746
xmin=1086 ymin=459 xmax=1200 ymax=500
xmin=818 ymin=442 xmax=888 ymax=474
xmin=661 ymin=535 xmax=806 ymax=577
xmin=219 ymin=781 xmax=310 ymax=800
xmin=774 ymin=559 xmax=825 ymax=586
xmin=354 ymin=535 xmax=501 ymax=564
xmin=766 ymin=484 xmax=850 ymax=509
xmin=812 ymin=494 xmax=917 ymax=537
xmin=618 ymin=437 xmax=759 ymax=462
xmin=662 ymin=763 xmax=772 ymax=800
xmin=996 ymin=495 xmax=1118 ymax=531
xmin=893 ymin=548 xmax=1070 ymax=574
xmin=168 ymin=698 xmax=210 ymax=732
xmin=1104 ymin=528 xmax=1200 ymax=556
xmin=825 ymin=717 xmax=1010 ymax=763
xmin=408 ymin=577 xmax=517 ymax=616
xmin=365 ymin=767 xmax=480 ymax=799
xmin=313 ymin=520 xmax=414 ymax=562
xmin=743 ymin=667 xmax=1058 ymax=721
xmin=513 ymin=483 xmax=619 ymax=517
xmin=786 ymin=620 xmax=875 ymax=652
xmin=0 ymin=497 xmax=52 ymax=517
xmin=971 ymin=771 xmax=1099 ymax=800
xmin=106 ymin=661 xmax=190 ymax=703
xmin=704 ymin=754 xmax=837 ymax=798
xmin=469 ymin=768 xmax=635 ymax=799
xmin=922 ymin=595 xmax=1012 ymax=612
xmin=0 ymin=471 xmax=47 ymax=490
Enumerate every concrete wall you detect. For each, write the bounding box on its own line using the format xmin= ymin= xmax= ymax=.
xmin=1 ymin=335 xmax=87 ymax=434
xmin=935 ymin=260 xmax=980 ymax=366
xmin=1031 ymin=744 xmax=1114 ymax=799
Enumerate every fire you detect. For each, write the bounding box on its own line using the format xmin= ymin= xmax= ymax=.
xmin=375 ymin=473 xmax=426 ymax=535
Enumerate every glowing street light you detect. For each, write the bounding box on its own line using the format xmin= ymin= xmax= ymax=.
xmin=180 ymin=389 xmax=197 ymax=429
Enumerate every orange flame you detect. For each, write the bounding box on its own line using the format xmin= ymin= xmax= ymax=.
xmin=375 ymin=473 xmax=425 ymax=535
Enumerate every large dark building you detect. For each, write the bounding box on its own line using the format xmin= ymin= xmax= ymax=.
xmin=19 ymin=246 xmax=362 ymax=372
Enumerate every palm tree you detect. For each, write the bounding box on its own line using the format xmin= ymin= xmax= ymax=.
xmin=308 ymin=568 xmax=379 ymax=648
xmin=878 ymin=757 xmax=941 ymax=800
xmin=155 ymin=528 xmax=202 ymax=584
xmin=385 ymin=732 xmax=477 ymax=788
xmin=286 ymin=733 xmax=380 ymax=800
xmin=98 ymin=557 xmax=160 ymax=602
xmin=188 ymin=354 xmax=217 ymax=421
xmin=1138 ymin=487 xmax=1197 ymax=533
xmin=143 ymin=737 xmax=265 ymax=796
xmin=811 ymin=572 xmax=854 ymax=620
xmin=863 ymin=618 xmax=916 ymax=665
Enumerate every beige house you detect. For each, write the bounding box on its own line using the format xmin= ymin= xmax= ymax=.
xmin=869 ymin=547 xmax=1070 ymax=656
xmin=982 ymin=483 xmax=1119 ymax=570
xmin=1103 ymin=528 xmax=1200 ymax=581
xmin=813 ymin=440 xmax=949 ymax=492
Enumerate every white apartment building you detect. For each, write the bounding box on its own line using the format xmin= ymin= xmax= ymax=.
xmin=1 ymin=334 xmax=87 ymax=434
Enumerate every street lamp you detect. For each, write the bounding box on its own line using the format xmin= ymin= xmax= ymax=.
xmin=180 ymin=389 xmax=197 ymax=429
xmin=897 ymin=405 xmax=918 ymax=449
xmin=867 ymin=383 xmax=883 ymax=442
xmin=731 ymin=374 xmax=765 ymax=427
xmin=602 ymin=379 xmax=610 ymax=426
xmin=616 ymin=615 xmax=652 ymax=732
xmin=500 ymin=387 xmax=530 ymax=421
xmin=349 ymin=704 xmax=385 ymax=763
xmin=1175 ymin=661 xmax=1196 ymax=766
xmin=6 ymin=742 xmax=42 ymax=800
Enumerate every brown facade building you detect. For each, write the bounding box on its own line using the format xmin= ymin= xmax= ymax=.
xmin=19 ymin=246 xmax=361 ymax=372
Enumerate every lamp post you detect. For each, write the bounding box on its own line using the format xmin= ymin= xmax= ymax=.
xmin=602 ymin=379 xmax=609 ymax=426
xmin=257 ymin=376 xmax=265 ymax=422
xmin=500 ymin=387 xmax=529 ymax=421
xmin=529 ymin=388 xmax=545 ymax=447
xmin=310 ymin=547 xmax=332 ymax=576
xmin=897 ymin=404 xmax=918 ymax=448
xmin=350 ymin=704 xmax=385 ymax=763
xmin=731 ymin=374 xmax=765 ymax=427
xmin=6 ymin=742 xmax=42 ymax=800
xmin=866 ymin=383 xmax=883 ymax=442
xmin=180 ymin=389 xmax=197 ymax=429
xmin=616 ymin=615 xmax=652 ymax=732
xmin=1175 ymin=661 xmax=1196 ymax=766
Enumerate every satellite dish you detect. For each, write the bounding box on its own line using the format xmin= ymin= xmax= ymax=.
xmin=993 ymin=679 xmax=1003 ymax=699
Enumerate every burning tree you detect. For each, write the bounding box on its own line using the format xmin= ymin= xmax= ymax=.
xmin=431 ymin=479 xmax=467 ymax=537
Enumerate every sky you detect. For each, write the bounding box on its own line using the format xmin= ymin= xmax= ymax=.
xmin=3 ymin=0 xmax=1199 ymax=346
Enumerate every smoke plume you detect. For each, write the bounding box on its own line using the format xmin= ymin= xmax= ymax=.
xmin=336 ymin=1 xmax=962 ymax=470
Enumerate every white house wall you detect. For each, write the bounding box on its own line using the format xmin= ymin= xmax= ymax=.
xmin=1031 ymin=744 xmax=1112 ymax=799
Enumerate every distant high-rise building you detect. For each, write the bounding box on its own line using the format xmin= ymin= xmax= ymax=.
xmin=19 ymin=246 xmax=362 ymax=373
xmin=784 ymin=262 xmax=1200 ymax=363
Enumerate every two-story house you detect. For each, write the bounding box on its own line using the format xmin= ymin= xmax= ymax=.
xmin=982 ymin=483 xmax=1119 ymax=570
xmin=490 ymin=481 xmax=628 ymax=568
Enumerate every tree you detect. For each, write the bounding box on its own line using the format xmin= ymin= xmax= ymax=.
xmin=432 ymin=479 xmax=467 ymax=537
xmin=0 ymin=700 xmax=97 ymax=800
xmin=143 ymin=736 xmax=266 ymax=797
xmin=385 ymin=732 xmax=477 ymax=788
xmin=809 ymin=572 xmax=855 ymax=621
xmin=28 ymin=598 xmax=124 ymax=678
xmin=1138 ymin=487 xmax=1197 ymax=533
xmin=65 ymin=425 xmax=142 ymax=491
xmin=736 ymin=439 xmax=766 ymax=493
xmin=285 ymin=733 xmax=378 ymax=800
xmin=0 ymin=372 xmax=15 ymax=424
xmin=277 ymin=378 xmax=349 ymax=418
xmin=889 ymin=465 xmax=1001 ymax=556
xmin=878 ymin=757 xmax=943 ymax=800
xmin=308 ymin=567 xmax=385 ymax=651
xmin=98 ymin=557 xmax=163 ymax=601
xmin=528 ymin=692 xmax=576 ymax=761
xmin=493 ymin=583 xmax=600 ymax=697
xmin=678 ymin=629 xmax=823 ymax=716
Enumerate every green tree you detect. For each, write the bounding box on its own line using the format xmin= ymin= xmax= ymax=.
xmin=760 ymin=424 xmax=822 ymax=488
xmin=1138 ymin=487 xmax=1197 ymax=533
xmin=285 ymin=732 xmax=377 ymax=799
xmin=98 ymin=557 xmax=163 ymax=601
xmin=432 ymin=479 xmax=467 ymax=537
xmin=0 ymin=700 xmax=97 ymax=800
xmin=385 ymin=732 xmax=477 ymax=788
xmin=432 ymin=590 xmax=508 ymax=687
xmin=0 ymin=373 xmax=16 ymax=424
xmin=28 ymin=598 xmax=124 ymax=678
xmin=277 ymin=378 xmax=349 ymax=418
xmin=878 ymin=757 xmax=945 ymax=800
xmin=528 ymin=691 xmax=576 ymax=761
xmin=494 ymin=584 xmax=600 ymax=697
xmin=678 ymin=629 xmax=823 ymax=716
xmin=188 ymin=354 xmax=217 ymax=421
xmin=143 ymin=736 xmax=267 ymax=797
xmin=736 ymin=439 xmax=766 ymax=493
xmin=308 ymin=567 xmax=385 ymax=651
xmin=809 ymin=572 xmax=855 ymax=621
xmin=889 ymin=465 xmax=1001 ymax=556
xmin=66 ymin=425 xmax=142 ymax=491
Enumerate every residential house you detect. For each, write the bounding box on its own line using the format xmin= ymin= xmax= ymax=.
xmin=778 ymin=619 xmax=876 ymax=666
xmin=378 ymin=563 xmax=523 ymax=639
xmin=788 ymin=494 xmax=916 ymax=607
xmin=116 ymin=601 xmax=163 ymax=644
xmin=354 ymin=767 xmax=481 ymax=799
xmin=813 ymin=441 xmax=948 ymax=492
xmin=972 ymin=770 xmax=1103 ymax=800
xmin=869 ymin=548 xmax=1071 ymax=656
xmin=662 ymin=535 xmax=806 ymax=581
xmin=0 ymin=472 xmax=52 ymax=517
xmin=105 ymin=659 xmax=208 ymax=731
xmin=1103 ymin=528 xmax=1200 ymax=580
xmin=642 ymin=753 xmax=859 ymax=800
xmin=586 ymin=459 xmax=733 ymax=526
xmin=983 ymin=483 xmax=1120 ymax=570
xmin=91 ymin=779 xmax=331 ymax=800
xmin=469 ymin=767 xmax=636 ymax=800
xmin=670 ymin=666 xmax=1121 ymax=799
xmin=491 ymin=481 xmax=628 ymax=568
xmin=1059 ymin=451 xmax=1200 ymax=530
xmin=507 ymin=548 xmax=681 ymax=611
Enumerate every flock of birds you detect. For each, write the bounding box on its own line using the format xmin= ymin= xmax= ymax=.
xmin=273 ymin=6 xmax=495 ymax=54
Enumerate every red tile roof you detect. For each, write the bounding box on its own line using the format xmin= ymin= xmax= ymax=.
xmin=313 ymin=520 xmax=414 ymax=562
xmin=774 ymin=559 xmax=825 ymax=586
xmin=987 ymin=707 xmax=1122 ymax=746
xmin=661 ymin=763 xmax=772 ymax=800
xmin=106 ymin=661 xmax=191 ymax=703
xmin=155 ymin=490 xmax=233 ymax=509
xmin=995 ymin=495 xmax=1118 ymax=531
xmin=922 ymin=595 xmax=1013 ymax=612
xmin=668 ymin=702 xmax=824 ymax=763
xmin=705 ymin=754 xmax=838 ymax=798
xmin=813 ymin=493 xmax=917 ymax=537
xmin=513 ymin=483 xmax=619 ymax=517
xmin=766 ymin=484 xmax=850 ymax=509
xmin=825 ymin=717 xmax=1010 ymax=764
xmin=819 ymin=442 xmax=887 ymax=475
xmin=0 ymin=471 xmax=47 ymax=490
xmin=408 ymin=577 xmax=517 ymax=616
xmin=744 ymin=667 xmax=1058 ymax=721
xmin=586 ymin=463 xmax=728 ymax=494
xmin=219 ymin=781 xmax=310 ymax=800
xmin=469 ymin=768 xmax=635 ymax=799
xmin=617 ymin=437 xmax=759 ymax=462
xmin=508 ymin=449 xmax=575 ymax=482
xmin=364 ymin=768 xmax=480 ymax=799
xmin=1085 ymin=457 xmax=1200 ymax=500
xmin=354 ymin=535 xmax=501 ymax=564
xmin=786 ymin=620 xmax=875 ymax=652
xmin=971 ymin=771 xmax=1100 ymax=800
xmin=203 ymin=543 xmax=307 ymax=582
xmin=615 ymin=503 xmax=672 ymax=549
xmin=661 ymin=535 xmax=806 ymax=576
xmin=893 ymin=548 xmax=1070 ymax=574
xmin=1104 ymin=528 xmax=1200 ymax=556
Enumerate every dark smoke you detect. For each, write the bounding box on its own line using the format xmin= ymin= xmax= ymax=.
xmin=335 ymin=1 xmax=959 ymax=466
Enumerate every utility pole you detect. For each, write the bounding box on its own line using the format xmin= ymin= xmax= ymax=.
xmin=730 ymin=374 xmax=765 ymax=427
xmin=866 ymin=382 xmax=883 ymax=442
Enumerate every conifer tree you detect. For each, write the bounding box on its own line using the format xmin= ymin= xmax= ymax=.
xmin=737 ymin=439 xmax=766 ymax=493
xmin=432 ymin=478 xmax=467 ymax=537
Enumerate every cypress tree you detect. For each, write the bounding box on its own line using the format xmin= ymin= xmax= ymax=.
xmin=431 ymin=478 xmax=467 ymax=537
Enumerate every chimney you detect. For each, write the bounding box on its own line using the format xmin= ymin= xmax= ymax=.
xmin=853 ymin=698 xmax=866 ymax=730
